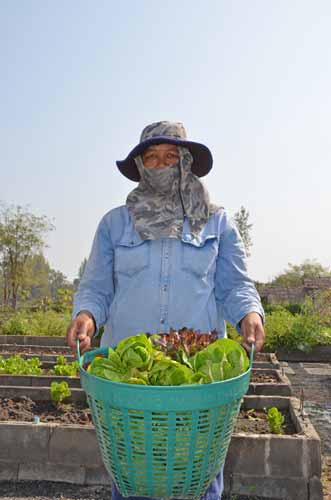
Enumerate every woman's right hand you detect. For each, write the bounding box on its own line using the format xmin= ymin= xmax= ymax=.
xmin=66 ymin=311 xmax=95 ymax=355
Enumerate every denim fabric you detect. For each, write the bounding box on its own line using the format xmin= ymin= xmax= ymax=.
xmin=111 ymin=467 xmax=224 ymax=500
xmin=73 ymin=205 xmax=264 ymax=346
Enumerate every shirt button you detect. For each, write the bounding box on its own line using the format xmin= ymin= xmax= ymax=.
xmin=163 ymin=285 xmax=167 ymax=291
xmin=160 ymin=319 xmax=165 ymax=324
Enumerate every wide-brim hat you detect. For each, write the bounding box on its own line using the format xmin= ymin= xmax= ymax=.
xmin=116 ymin=121 xmax=213 ymax=181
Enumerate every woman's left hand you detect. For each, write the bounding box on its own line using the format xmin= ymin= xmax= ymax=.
xmin=240 ymin=312 xmax=265 ymax=353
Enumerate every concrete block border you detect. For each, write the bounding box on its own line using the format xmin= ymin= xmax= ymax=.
xmin=0 ymin=396 xmax=322 ymax=499
xmin=224 ymin=396 xmax=323 ymax=500
xmin=247 ymin=368 xmax=292 ymax=396
xmin=0 ymin=335 xmax=67 ymax=346
xmin=253 ymin=352 xmax=280 ymax=369
xmin=1 ymin=352 xmax=74 ymax=363
xmin=0 ymin=334 xmax=100 ymax=348
xmin=0 ymin=367 xmax=291 ymax=396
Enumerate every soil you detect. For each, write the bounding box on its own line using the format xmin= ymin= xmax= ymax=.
xmin=250 ymin=372 xmax=278 ymax=383
xmin=0 ymin=397 xmax=296 ymax=436
xmin=0 ymin=397 xmax=92 ymax=425
xmin=234 ymin=408 xmax=296 ymax=434
xmin=0 ymin=346 xmax=72 ymax=356
xmin=253 ymin=353 xmax=273 ymax=361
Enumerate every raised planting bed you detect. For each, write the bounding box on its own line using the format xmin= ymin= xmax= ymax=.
xmin=1 ymin=352 xmax=279 ymax=369
xmin=0 ymin=335 xmax=68 ymax=347
xmin=253 ymin=352 xmax=280 ymax=369
xmin=0 ymin=335 xmax=101 ymax=349
xmin=276 ymin=345 xmax=331 ymax=363
xmin=0 ymin=374 xmax=81 ymax=388
xmin=223 ymin=396 xmax=323 ymax=500
xmin=0 ymin=385 xmax=85 ymax=402
xmin=0 ymin=394 xmax=322 ymax=499
xmin=0 ymin=344 xmax=72 ymax=355
xmin=0 ymin=352 xmax=74 ymax=363
xmin=247 ymin=368 xmax=292 ymax=396
xmin=0 ymin=368 xmax=291 ymax=396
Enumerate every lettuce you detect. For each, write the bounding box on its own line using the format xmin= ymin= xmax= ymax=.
xmin=190 ymin=338 xmax=249 ymax=382
xmin=88 ymin=333 xmax=249 ymax=386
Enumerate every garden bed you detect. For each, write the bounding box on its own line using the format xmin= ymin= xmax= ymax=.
xmin=0 ymin=369 xmax=292 ymax=397
xmin=252 ymin=352 xmax=280 ymax=369
xmin=0 ymin=344 xmax=72 ymax=355
xmin=0 ymin=385 xmax=85 ymax=402
xmin=0 ymin=397 xmax=91 ymax=425
xmin=0 ymin=373 xmax=81 ymax=387
xmin=0 ymin=335 xmax=68 ymax=346
xmin=248 ymin=368 xmax=292 ymax=396
xmin=0 ymin=366 xmax=292 ymax=398
xmin=223 ymin=396 xmax=323 ymax=500
xmin=0 ymin=395 xmax=322 ymax=499
xmin=0 ymin=352 xmax=74 ymax=363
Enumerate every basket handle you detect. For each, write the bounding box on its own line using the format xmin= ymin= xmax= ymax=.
xmin=249 ymin=342 xmax=255 ymax=369
xmin=76 ymin=339 xmax=82 ymax=365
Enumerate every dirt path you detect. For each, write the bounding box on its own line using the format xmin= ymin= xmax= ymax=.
xmin=0 ymin=481 xmax=278 ymax=500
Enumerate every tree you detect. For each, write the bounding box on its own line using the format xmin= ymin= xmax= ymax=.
xmin=0 ymin=203 xmax=54 ymax=309
xmin=271 ymin=259 xmax=331 ymax=287
xmin=48 ymin=268 xmax=70 ymax=298
xmin=234 ymin=206 xmax=253 ymax=257
xmin=74 ymin=257 xmax=87 ymax=290
xmin=24 ymin=253 xmax=51 ymax=300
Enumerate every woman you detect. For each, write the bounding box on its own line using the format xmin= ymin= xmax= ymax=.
xmin=67 ymin=120 xmax=265 ymax=500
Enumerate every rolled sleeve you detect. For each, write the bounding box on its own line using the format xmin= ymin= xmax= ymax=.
xmin=215 ymin=213 xmax=264 ymax=333
xmin=72 ymin=216 xmax=114 ymax=332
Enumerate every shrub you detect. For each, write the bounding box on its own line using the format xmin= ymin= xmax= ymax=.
xmin=264 ymin=310 xmax=295 ymax=351
xmin=264 ymin=309 xmax=331 ymax=352
xmin=0 ymin=310 xmax=71 ymax=336
xmin=2 ymin=314 xmax=30 ymax=335
xmin=29 ymin=311 xmax=71 ymax=336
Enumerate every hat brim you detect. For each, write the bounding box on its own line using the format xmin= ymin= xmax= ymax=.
xmin=116 ymin=136 xmax=213 ymax=181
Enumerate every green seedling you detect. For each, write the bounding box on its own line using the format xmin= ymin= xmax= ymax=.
xmin=50 ymin=356 xmax=79 ymax=376
xmin=267 ymin=407 xmax=285 ymax=434
xmin=50 ymin=381 xmax=71 ymax=405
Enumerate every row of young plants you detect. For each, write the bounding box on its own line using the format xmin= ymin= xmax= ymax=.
xmin=0 ymin=354 xmax=78 ymax=376
xmin=0 ymin=357 xmax=287 ymax=436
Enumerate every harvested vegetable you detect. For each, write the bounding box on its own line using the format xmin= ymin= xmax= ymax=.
xmin=86 ymin=331 xmax=249 ymax=386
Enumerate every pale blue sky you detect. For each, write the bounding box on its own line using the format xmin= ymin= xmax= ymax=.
xmin=1 ymin=1 xmax=330 ymax=282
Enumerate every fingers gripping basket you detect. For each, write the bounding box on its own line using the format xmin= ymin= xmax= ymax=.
xmin=78 ymin=342 xmax=254 ymax=500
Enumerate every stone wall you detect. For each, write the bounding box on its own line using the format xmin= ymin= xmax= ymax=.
xmin=258 ymin=277 xmax=331 ymax=304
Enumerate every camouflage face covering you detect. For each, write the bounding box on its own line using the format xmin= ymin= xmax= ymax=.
xmin=126 ymin=146 xmax=219 ymax=240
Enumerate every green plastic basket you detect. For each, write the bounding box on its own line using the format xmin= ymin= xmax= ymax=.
xmin=78 ymin=341 xmax=254 ymax=500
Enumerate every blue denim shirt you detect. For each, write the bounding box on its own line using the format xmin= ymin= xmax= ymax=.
xmin=73 ymin=206 xmax=264 ymax=347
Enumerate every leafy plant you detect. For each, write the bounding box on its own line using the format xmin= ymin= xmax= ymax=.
xmin=87 ymin=333 xmax=249 ymax=386
xmin=50 ymin=381 xmax=71 ymax=405
xmin=1 ymin=314 xmax=30 ymax=335
xmin=0 ymin=310 xmax=71 ymax=336
xmin=50 ymin=355 xmax=79 ymax=376
xmin=264 ymin=308 xmax=331 ymax=352
xmin=0 ymin=354 xmax=42 ymax=375
xmin=267 ymin=407 xmax=285 ymax=434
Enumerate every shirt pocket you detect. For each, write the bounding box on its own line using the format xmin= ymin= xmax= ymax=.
xmin=181 ymin=238 xmax=218 ymax=277
xmin=114 ymin=241 xmax=150 ymax=277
